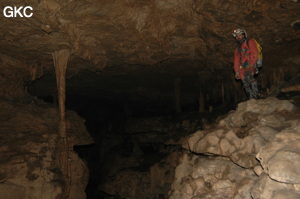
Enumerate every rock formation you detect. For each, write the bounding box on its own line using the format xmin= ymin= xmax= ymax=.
xmin=1 ymin=0 xmax=299 ymax=112
xmin=0 ymin=99 xmax=94 ymax=199
xmin=0 ymin=55 xmax=94 ymax=198
xmin=169 ymin=97 xmax=300 ymax=199
xmin=0 ymin=0 xmax=299 ymax=199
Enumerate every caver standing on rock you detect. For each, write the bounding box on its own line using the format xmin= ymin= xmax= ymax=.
xmin=232 ymin=28 xmax=259 ymax=99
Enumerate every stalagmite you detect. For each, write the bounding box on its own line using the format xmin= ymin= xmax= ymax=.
xmin=52 ymin=49 xmax=70 ymax=199
xmin=174 ymin=77 xmax=181 ymax=113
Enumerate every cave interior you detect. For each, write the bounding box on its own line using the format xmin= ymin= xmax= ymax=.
xmin=0 ymin=0 xmax=300 ymax=199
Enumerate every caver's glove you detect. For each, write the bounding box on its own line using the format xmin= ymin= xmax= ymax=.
xmin=235 ymin=72 xmax=240 ymax=79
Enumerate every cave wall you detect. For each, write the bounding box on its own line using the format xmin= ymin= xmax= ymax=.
xmin=0 ymin=0 xmax=299 ymax=113
xmin=0 ymin=0 xmax=300 ymax=199
xmin=9 ymin=0 xmax=298 ymax=115
xmin=1 ymin=0 xmax=299 ymax=71
xmin=0 ymin=55 xmax=94 ymax=199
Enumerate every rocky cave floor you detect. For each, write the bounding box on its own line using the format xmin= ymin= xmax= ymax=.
xmin=72 ymin=76 xmax=300 ymax=199
xmin=0 ymin=0 xmax=299 ymax=198
xmin=1 ymin=75 xmax=300 ymax=199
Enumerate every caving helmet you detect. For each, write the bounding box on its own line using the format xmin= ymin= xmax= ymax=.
xmin=232 ymin=28 xmax=247 ymax=38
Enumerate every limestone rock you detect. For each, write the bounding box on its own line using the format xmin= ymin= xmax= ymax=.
xmin=219 ymin=98 xmax=294 ymax=128
xmin=185 ymin=97 xmax=296 ymax=168
xmin=68 ymin=152 xmax=90 ymax=199
xmin=268 ymin=147 xmax=300 ymax=184
xmin=169 ymin=153 xmax=256 ymax=199
xmin=1 ymin=0 xmax=299 ymax=73
xmin=0 ymin=1 xmax=299 ymax=198
xmin=251 ymin=173 xmax=299 ymax=199
xmin=257 ymin=130 xmax=300 ymax=184
xmin=0 ymin=183 xmax=26 ymax=199
xmin=185 ymin=125 xmax=268 ymax=168
xmin=272 ymin=190 xmax=300 ymax=199
xmin=172 ymin=97 xmax=300 ymax=199
xmin=0 ymin=99 xmax=93 ymax=199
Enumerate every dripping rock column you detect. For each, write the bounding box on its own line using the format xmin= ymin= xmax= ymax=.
xmin=53 ymin=49 xmax=71 ymax=199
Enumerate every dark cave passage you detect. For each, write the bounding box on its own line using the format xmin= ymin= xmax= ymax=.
xmin=66 ymin=96 xmax=128 ymax=199
xmin=26 ymin=69 xmax=300 ymax=199
xmin=64 ymin=93 xmax=237 ymax=199
xmin=1 ymin=0 xmax=299 ymax=198
xmin=27 ymin=68 xmax=247 ymax=199
xmin=19 ymin=55 xmax=300 ymax=199
xmin=26 ymin=66 xmax=300 ymax=199
xmin=28 ymin=63 xmax=300 ymax=199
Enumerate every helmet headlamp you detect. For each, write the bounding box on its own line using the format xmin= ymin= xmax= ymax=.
xmin=232 ymin=28 xmax=247 ymax=38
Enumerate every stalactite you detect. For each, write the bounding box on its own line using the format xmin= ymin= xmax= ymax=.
xmin=52 ymin=49 xmax=70 ymax=199
xmin=174 ymin=77 xmax=181 ymax=113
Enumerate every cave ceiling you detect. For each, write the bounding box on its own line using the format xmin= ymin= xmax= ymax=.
xmin=0 ymin=0 xmax=299 ymax=110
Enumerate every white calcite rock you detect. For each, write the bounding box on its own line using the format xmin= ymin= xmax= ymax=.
xmin=251 ymin=173 xmax=299 ymax=199
xmin=171 ymin=97 xmax=300 ymax=199
xmin=219 ymin=98 xmax=294 ymax=128
xmin=257 ymin=135 xmax=300 ymax=184
xmin=186 ymin=127 xmax=267 ymax=168
xmin=169 ymin=153 xmax=256 ymax=199
xmin=272 ymin=190 xmax=300 ymax=199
